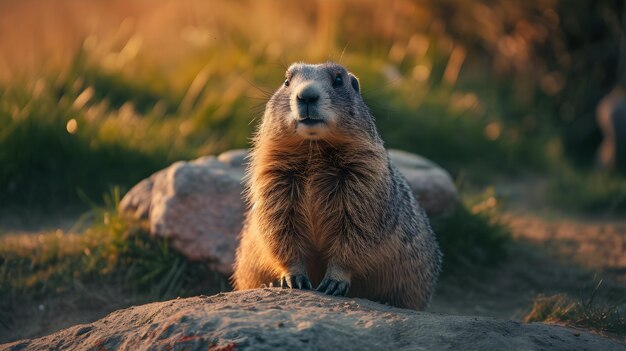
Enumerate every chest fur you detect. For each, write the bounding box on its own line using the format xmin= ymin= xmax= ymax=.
xmin=301 ymin=151 xmax=386 ymax=249
xmin=251 ymin=141 xmax=389 ymax=249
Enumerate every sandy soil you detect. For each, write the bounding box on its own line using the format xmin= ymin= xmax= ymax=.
xmin=3 ymin=290 xmax=625 ymax=351
xmin=505 ymin=213 xmax=626 ymax=282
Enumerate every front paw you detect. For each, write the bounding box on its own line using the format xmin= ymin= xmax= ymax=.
xmin=280 ymin=273 xmax=313 ymax=290
xmin=316 ymin=277 xmax=350 ymax=296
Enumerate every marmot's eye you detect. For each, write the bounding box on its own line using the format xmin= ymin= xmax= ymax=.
xmin=333 ymin=74 xmax=343 ymax=87
xmin=284 ymin=79 xmax=290 ymax=87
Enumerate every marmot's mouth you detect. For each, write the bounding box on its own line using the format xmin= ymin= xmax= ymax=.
xmin=298 ymin=117 xmax=325 ymax=126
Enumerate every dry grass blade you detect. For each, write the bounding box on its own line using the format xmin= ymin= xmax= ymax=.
xmin=524 ymin=293 xmax=626 ymax=338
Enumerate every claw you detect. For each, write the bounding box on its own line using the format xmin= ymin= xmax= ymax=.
xmin=317 ymin=278 xmax=350 ymax=296
xmin=295 ymin=275 xmax=312 ymax=289
xmin=280 ymin=273 xmax=312 ymax=290
xmin=333 ymin=281 xmax=350 ymax=296
xmin=324 ymin=280 xmax=338 ymax=295
xmin=317 ymin=278 xmax=330 ymax=292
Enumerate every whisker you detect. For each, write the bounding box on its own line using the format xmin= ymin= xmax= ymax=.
xmin=339 ymin=42 xmax=351 ymax=64
xmin=243 ymin=79 xmax=275 ymax=98
xmin=245 ymin=95 xmax=272 ymax=102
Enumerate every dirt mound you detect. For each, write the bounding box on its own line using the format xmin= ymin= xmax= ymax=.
xmin=2 ymin=289 xmax=624 ymax=351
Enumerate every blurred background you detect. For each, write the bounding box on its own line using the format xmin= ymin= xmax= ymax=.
xmin=1 ymin=0 xmax=625 ymax=210
xmin=1 ymin=0 xmax=626 ymax=343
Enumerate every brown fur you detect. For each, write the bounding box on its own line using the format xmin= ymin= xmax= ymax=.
xmin=232 ymin=62 xmax=441 ymax=310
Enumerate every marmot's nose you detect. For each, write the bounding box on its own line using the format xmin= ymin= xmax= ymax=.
xmin=296 ymin=85 xmax=320 ymax=105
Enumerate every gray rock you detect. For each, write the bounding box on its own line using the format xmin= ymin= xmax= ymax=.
xmin=2 ymin=289 xmax=623 ymax=351
xmin=388 ymin=149 xmax=458 ymax=216
xmin=148 ymin=156 xmax=246 ymax=273
xmin=217 ymin=148 xmax=249 ymax=168
xmin=119 ymin=176 xmax=154 ymax=220
xmin=119 ymin=149 xmax=457 ymax=274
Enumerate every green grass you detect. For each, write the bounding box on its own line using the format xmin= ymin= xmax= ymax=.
xmin=432 ymin=189 xmax=510 ymax=273
xmin=0 ymin=190 xmax=230 ymax=326
xmin=0 ymin=0 xmax=624 ymax=215
xmin=347 ymin=58 xmax=548 ymax=179
xmin=374 ymin=93 xmax=541 ymax=178
xmin=64 ymin=53 xmax=181 ymax=115
xmin=0 ymin=48 xmax=544 ymax=208
xmin=0 ymin=187 xmax=507 ymax=322
xmin=0 ymin=9 xmax=562 ymax=209
xmin=0 ymin=78 xmax=171 ymax=208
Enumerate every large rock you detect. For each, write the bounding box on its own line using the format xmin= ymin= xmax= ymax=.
xmin=2 ymin=289 xmax=623 ymax=351
xmin=119 ymin=149 xmax=457 ymax=273
xmin=123 ymin=152 xmax=248 ymax=274
xmin=387 ymin=149 xmax=458 ymax=215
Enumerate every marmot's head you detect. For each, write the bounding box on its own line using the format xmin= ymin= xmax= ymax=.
xmin=263 ymin=62 xmax=377 ymax=141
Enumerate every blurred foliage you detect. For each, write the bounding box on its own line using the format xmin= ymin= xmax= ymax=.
xmin=0 ymin=78 xmax=169 ymax=206
xmin=0 ymin=0 xmax=624 ymax=209
xmin=548 ymin=164 xmax=626 ymax=213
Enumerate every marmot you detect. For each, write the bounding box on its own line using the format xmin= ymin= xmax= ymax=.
xmin=232 ymin=62 xmax=442 ymax=310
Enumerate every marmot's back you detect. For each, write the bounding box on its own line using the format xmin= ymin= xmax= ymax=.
xmin=232 ymin=62 xmax=442 ymax=310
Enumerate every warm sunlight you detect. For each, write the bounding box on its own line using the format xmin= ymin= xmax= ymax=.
xmin=1 ymin=0 xmax=625 ymax=349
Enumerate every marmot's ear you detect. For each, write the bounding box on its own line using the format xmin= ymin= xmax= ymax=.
xmin=349 ymin=73 xmax=360 ymax=94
